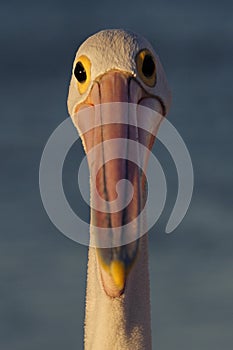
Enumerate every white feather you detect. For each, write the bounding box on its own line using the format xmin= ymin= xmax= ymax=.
xmin=67 ymin=29 xmax=171 ymax=117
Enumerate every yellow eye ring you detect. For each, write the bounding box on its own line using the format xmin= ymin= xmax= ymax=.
xmin=136 ymin=49 xmax=156 ymax=87
xmin=73 ymin=55 xmax=91 ymax=94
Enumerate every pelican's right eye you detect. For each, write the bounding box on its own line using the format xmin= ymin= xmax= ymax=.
xmin=74 ymin=62 xmax=87 ymax=83
xmin=73 ymin=55 xmax=91 ymax=94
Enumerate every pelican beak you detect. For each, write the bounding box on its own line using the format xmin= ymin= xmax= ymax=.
xmin=74 ymin=71 xmax=164 ymax=297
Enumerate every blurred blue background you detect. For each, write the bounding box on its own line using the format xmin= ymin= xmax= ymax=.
xmin=1 ymin=0 xmax=232 ymax=349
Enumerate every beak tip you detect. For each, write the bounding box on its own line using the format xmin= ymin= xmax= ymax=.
xmin=98 ymin=256 xmax=127 ymax=297
xmin=110 ymin=260 xmax=126 ymax=292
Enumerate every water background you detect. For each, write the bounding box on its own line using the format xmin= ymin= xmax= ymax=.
xmin=1 ymin=0 xmax=232 ymax=349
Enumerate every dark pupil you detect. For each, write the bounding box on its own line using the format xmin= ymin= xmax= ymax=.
xmin=74 ymin=62 xmax=87 ymax=83
xmin=142 ymin=55 xmax=155 ymax=77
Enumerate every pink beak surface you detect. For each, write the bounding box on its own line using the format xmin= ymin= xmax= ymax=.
xmin=73 ymin=71 xmax=164 ymax=296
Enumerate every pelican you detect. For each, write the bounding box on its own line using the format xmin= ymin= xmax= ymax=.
xmin=67 ymin=29 xmax=171 ymax=350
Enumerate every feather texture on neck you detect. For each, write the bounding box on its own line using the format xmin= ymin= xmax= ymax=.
xmin=84 ymin=234 xmax=151 ymax=350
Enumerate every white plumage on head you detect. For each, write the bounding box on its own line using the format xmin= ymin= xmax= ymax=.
xmin=68 ymin=29 xmax=171 ymax=115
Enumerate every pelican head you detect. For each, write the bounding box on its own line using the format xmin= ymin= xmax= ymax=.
xmin=68 ymin=29 xmax=171 ymax=297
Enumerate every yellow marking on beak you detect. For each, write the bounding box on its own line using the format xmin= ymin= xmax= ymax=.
xmin=110 ymin=260 xmax=126 ymax=291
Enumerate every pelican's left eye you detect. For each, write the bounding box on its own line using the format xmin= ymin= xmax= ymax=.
xmin=136 ymin=49 xmax=156 ymax=87
xmin=73 ymin=55 xmax=91 ymax=94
